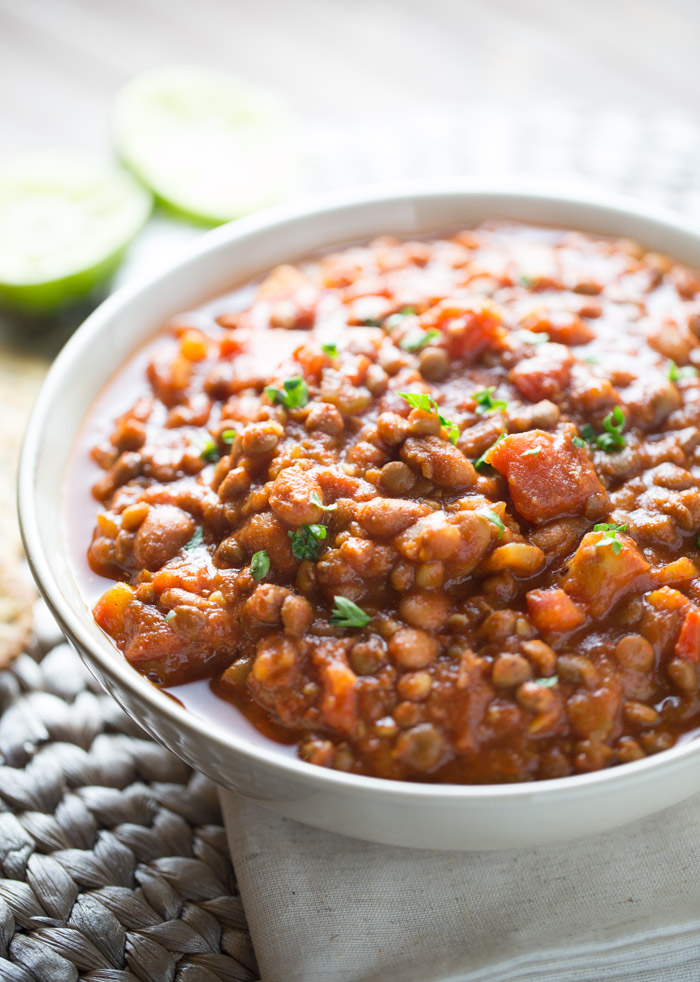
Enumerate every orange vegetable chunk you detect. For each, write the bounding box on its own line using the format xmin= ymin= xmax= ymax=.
xmin=485 ymin=425 xmax=607 ymax=524
xmin=562 ymin=530 xmax=650 ymax=619
xmin=527 ymin=588 xmax=586 ymax=634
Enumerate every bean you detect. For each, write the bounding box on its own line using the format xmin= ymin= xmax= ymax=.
xmin=269 ymin=466 xmax=323 ymax=525
xmin=379 ymin=460 xmax=416 ymax=495
xmin=614 ymin=634 xmax=655 ymax=672
xmin=556 ymin=653 xmax=598 ymax=687
xmin=521 ymin=639 xmax=558 ymax=677
xmin=350 ymin=637 xmax=387 ymax=675
xmin=616 ymin=736 xmax=646 ymax=764
xmin=667 ymin=657 xmax=698 ymax=693
xmin=622 ymin=700 xmax=660 ymax=727
xmin=397 ymin=670 xmax=433 ymax=701
xmin=132 ymin=505 xmax=195 ymax=571
xmin=398 ymin=591 xmax=450 ymax=631
xmin=394 ymin=723 xmax=446 ymax=771
xmin=388 ymin=627 xmax=439 ymax=668
xmin=377 ymin=412 xmax=410 ymax=445
xmin=281 ymin=595 xmax=314 ymax=636
xmin=492 ymin=654 xmax=532 ymax=688
xmin=480 ymin=542 xmax=545 ymax=577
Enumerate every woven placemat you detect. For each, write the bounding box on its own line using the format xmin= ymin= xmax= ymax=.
xmin=0 ymin=602 xmax=259 ymax=982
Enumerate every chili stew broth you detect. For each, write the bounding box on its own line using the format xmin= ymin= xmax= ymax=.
xmin=86 ymin=222 xmax=700 ymax=783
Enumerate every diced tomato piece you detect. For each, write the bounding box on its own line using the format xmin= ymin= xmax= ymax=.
xmin=427 ymin=297 xmax=505 ymax=362
xmin=527 ymin=588 xmax=586 ymax=634
xmin=510 ymin=343 xmax=573 ymax=401
xmin=562 ymin=530 xmax=651 ymax=619
xmin=485 ymin=425 xmax=607 ymax=524
xmin=674 ymin=608 xmax=700 ymax=662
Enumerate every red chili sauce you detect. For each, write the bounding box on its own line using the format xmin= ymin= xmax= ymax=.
xmin=80 ymin=222 xmax=700 ymax=783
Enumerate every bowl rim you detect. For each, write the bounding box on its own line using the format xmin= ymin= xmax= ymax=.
xmin=19 ymin=176 xmax=700 ymax=802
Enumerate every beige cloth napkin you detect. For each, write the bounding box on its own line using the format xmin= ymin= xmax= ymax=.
xmin=220 ymin=788 xmax=700 ymax=982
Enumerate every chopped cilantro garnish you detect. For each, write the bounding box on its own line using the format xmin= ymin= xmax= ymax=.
xmin=361 ymin=317 xmax=383 ymax=327
xmin=310 ymin=491 xmax=338 ymax=512
xmin=583 ymin=354 xmax=599 ymax=364
xmin=251 ymin=550 xmax=270 ymax=581
xmin=288 ymin=524 xmax=327 ymax=561
xmin=385 ymin=306 xmax=418 ymax=330
xmin=322 ymin=342 xmax=339 ymax=357
xmin=473 ymin=386 xmax=508 ymax=415
xmin=668 ymin=360 xmax=699 ymax=382
xmin=264 ymin=376 xmax=309 ymax=410
xmin=165 ymin=610 xmax=176 ymax=624
xmin=518 ymin=274 xmax=536 ymax=287
xmin=594 ymin=522 xmax=627 ymax=554
xmin=521 ymin=446 xmax=542 ymax=457
xmin=474 ymin=430 xmax=506 ymax=470
xmin=184 ymin=527 xmax=204 ymax=551
xmin=512 ymin=329 xmax=549 ymax=345
xmin=221 ymin=428 xmax=236 ymax=445
xmin=478 ymin=507 xmax=505 ymax=537
xmin=397 ymin=391 xmax=459 ymax=444
xmin=399 ymin=328 xmax=442 ymax=352
xmin=200 ymin=437 xmax=220 ymax=463
xmin=580 ymin=406 xmax=626 ymax=452
xmin=330 ymin=595 xmax=371 ymax=628
xmin=572 ymin=435 xmax=587 ymax=448
xmin=534 ymin=676 xmax=559 ymax=687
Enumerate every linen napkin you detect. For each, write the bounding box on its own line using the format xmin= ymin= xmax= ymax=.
xmin=220 ymin=788 xmax=700 ymax=982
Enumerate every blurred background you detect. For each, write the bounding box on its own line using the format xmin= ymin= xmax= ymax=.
xmin=4 ymin=0 xmax=700 ymax=142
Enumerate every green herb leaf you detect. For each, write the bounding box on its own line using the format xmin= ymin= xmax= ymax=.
xmin=330 ymin=595 xmax=371 ymax=628
xmin=534 ymin=676 xmax=559 ymax=687
xmin=518 ymin=274 xmax=536 ymax=287
xmin=583 ymin=354 xmax=599 ymax=364
xmin=264 ymin=376 xmax=309 ymax=410
xmin=580 ymin=406 xmax=626 ymax=452
xmin=310 ymin=491 xmax=338 ymax=512
xmin=473 ymin=386 xmax=508 ymax=415
xmin=478 ymin=507 xmax=505 ymax=537
xmin=250 ymin=550 xmax=270 ymax=581
xmin=668 ymin=360 xmax=699 ymax=382
xmin=288 ymin=524 xmax=327 ymax=561
xmin=361 ymin=317 xmax=383 ymax=327
xmin=184 ymin=527 xmax=204 ymax=551
xmin=399 ymin=328 xmax=442 ymax=352
xmin=521 ymin=446 xmax=542 ymax=457
xmin=200 ymin=437 xmax=220 ymax=463
xmin=165 ymin=610 xmax=176 ymax=624
xmin=572 ymin=435 xmax=586 ymax=448
xmin=397 ymin=391 xmax=460 ymax=444
xmin=512 ymin=329 xmax=550 ymax=345
xmin=322 ymin=342 xmax=339 ymax=357
xmin=594 ymin=522 xmax=627 ymax=554
xmin=385 ymin=306 xmax=418 ymax=330
xmin=221 ymin=428 xmax=236 ymax=445
xmin=474 ymin=430 xmax=506 ymax=470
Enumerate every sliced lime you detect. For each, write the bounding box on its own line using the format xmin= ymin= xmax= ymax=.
xmin=0 ymin=157 xmax=152 ymax=313
xmin=112 ymin=65 xmax=299 ymax=226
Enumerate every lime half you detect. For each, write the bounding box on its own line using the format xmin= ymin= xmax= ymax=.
xmin=0 ymin=157 xmax=152 ymax=313
xmin=112 ymin=66 xmax=299 ymax=226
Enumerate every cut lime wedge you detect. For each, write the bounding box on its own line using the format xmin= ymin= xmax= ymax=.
xmin=0 ymin=157 xmax=152 ymax=313
xmin=112 ymin=66 xmax=299 ymax=226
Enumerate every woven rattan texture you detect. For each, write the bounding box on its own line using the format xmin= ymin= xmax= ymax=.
xmin=0 ymin=605 xmax=259 ymax=982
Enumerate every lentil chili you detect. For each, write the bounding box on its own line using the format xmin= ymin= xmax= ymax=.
xmin=86 ymin=222 xmax=700 ymax=783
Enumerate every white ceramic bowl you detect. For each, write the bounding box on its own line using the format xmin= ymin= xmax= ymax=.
xmin=19 ymin=181 xmax=700 ymax=851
